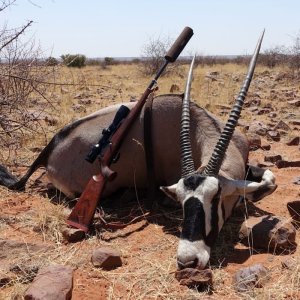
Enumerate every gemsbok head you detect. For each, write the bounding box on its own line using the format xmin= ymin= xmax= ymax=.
xmin=161 ymin=31 xmax=277 ymax=270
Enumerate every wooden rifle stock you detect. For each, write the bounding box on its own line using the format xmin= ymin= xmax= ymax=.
xmin=66 ymin=89 xmax=153 ymax=232
xmin=66 ymin=27 xmax=194 ymax=233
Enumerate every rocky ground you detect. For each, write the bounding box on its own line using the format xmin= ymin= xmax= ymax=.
xmin=0 ymin=65 xmax=299 ymax=299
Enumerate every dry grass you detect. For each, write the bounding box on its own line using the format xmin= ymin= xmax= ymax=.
xmin=0 ymin=62 xmax=299 ymax=299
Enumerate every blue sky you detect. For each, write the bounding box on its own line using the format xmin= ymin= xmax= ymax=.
xmin=2 ymin=0 xmax=300 ymax=58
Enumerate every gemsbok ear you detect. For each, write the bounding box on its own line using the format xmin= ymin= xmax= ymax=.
xmin=220 ymin=169 xmax=277 ymax=201
xmin=160 ymin=184 xmax=178 ymax=202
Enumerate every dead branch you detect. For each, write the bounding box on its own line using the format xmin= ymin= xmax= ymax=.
xmin=0 ymin=20 xmax=33 ymax=52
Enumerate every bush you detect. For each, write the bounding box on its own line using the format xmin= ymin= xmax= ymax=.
xmin=61 ymin=54 xmax=86 ymax=68
xmin=46 ymin=56 xmax=59 ymax=66
xmin=140 ymin=36 xmax=172 ymax=76
xmin=104 ymin=57 xmax=114 ymax=65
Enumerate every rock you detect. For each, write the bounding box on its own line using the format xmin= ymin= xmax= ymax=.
xmin=286 ymin=136 xmax=300 ymax=146
xmin=287 ymin=99 xmax=300 ymax=107
xmin=60 ymin=87 xmax=69 ymax=94
xmin=287 ymin=201 xmax=300 ymax=223
xmin=175 ymin=268 xmax=213 ymax=287
xmin=10 ymin=263 xmax=39 ymax=283
xmin=247 ymin=133 xmax=261 ymax=150
xmin=239 ymin=215 xmax=296 ymax=251
xmin=257 ymin=108 xmax=271 ymax=115
xmin=205 ymin=75 xmax=217 ymax=81
xmin=285 ymin=90 xmax=296 ymax=98
xmin=237 ymin=119 xmax=249 ymax=130
xmin=264 ymin=154 xmax=282 ymax=163
xmin=261 ymin=140 xmax=271 ymax=151
xmin=289 ymin=119 xmax=300 ymax=126
xmin=234 ymin=264 xmax=269 ymax=292
xmin=247 ymin=106 xmax=259 ymax=113
xmin=170 ymin=84 xmax=180 ymax=93
xmin=245 ymin=99 xmax=261 ymax=107
xmin=281 ymin=257 xmax=296 ymax=270
xmin=91 ymin=247 xmax=122 ymax=270
xmin=24 ymin=265 xmax=74 ymax=300
xmin=292 ymin=177 xmax=300 ymax=185
xmin=74 ymin=92 xmax=89 ymax=99
xmin=0 ymin=270 xmax=15 ymax=287
xmin=266 ymin=130 xmax=280 ymax=141
xmin=276 ymin=160 xmax=300 ymax=168
xmin=0 ymin=240 xmax=52 ymax=262
xmin=248 ymin=121 xmax=269 ymax=136
xmin=130 ymin=96 xmax=137 ymax=102
xmin=208 ymin=71 xmax=219 ymax=76
xmin=72 ymin=104 xmax=86 ymax=113
xmin=45 ymin=115 xmax=59 ymax=126
xmin=274 ymin=120 xmax=291 ymax=132
xmin=62 ymin=226 xmax=86 ymax=243
xmin=275 ymin=72 xmax=290 ymax=81
xmin=78 ymin=98 xmax=92 ymax=105
xmin=257 ymin=161 xmax=274 ymax=168
xmin=268 ymin=112 xmax=277 ymax=118
xmin=216 ymin=104 xmax=231 ymax=110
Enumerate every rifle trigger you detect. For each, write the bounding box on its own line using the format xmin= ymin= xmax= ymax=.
xmin=112 ymin=152 xmax=120 ymax=163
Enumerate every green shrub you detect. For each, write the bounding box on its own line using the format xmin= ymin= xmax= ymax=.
xmin=61 ymin=54 xmax=86 ymax=68
xmin=45 ymin=57 xmax=59 ymax=66
xmin=104 ymin=57 xmax=114 ymax=65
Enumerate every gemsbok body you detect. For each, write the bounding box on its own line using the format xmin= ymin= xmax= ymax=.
xmin=0 ymin=31 xmax=277 ymax=270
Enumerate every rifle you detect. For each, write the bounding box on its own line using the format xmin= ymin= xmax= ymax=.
xmin=66 ymin=27 xmax=194 ymax=233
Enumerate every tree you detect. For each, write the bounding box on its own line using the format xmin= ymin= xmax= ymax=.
xmin=140 ymin=36 xmax=172 ymax=76
xmin=0 ymin=0 xmax=56 ymax=161
xmin=61 ymin=54 xmax=86 ymax=68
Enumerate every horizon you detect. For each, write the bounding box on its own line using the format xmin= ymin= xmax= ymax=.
xmin=1 ymin=1 xmax=300 ymax=58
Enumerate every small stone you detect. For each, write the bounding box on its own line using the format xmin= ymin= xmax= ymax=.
xmin=175 ymin=268 xmax=213 ymax=287
xmin=205 ymin=75 xmax=218 ymax=81
xmin=281 ymin=257 xmax=296 ymax=270
xmin=289 ymin=119 xmax=300 ymax=126
xmin=286 ymin=136 xmax=300 ymax=146
xmin=248 ymin=106 xmax=259 ymax=112
xmin=261 ymin=140 xmax=271 ymax=151
xmin=234 ymin=264 xmax=269 ymax=292
xmin=247 ymin=133 xmax=261 ymax=150
xmin=268 ymin=112 xmax=277 ymax=118
xmin=24 ymin=265 xmax=74 ymax=300
xmin=257 ymin=161 xmax=274 ymax=168
xmin=91 ymin=247 xmax=122 ymax=270
xmin=0 ymin=270 xmax=15 ymax=287
xmin=62 ymin=227 xmax=85 ymax=243
xmin=72 ymin=104 xmax=86 ymax=113
xmin=287 ymin=201 xmax=300 ymax=223
xmin=239 ymin=215 xmax=296 ymax=251
xmin=78 ymin=98 xmax=92 ymax=105
xmin=170 ymin=84 xmax=180 ymax=93
xmin=248 ymin=121 xmax=270 ymax=136
xmin=74 ymin=92 xmax=86 ymax=99
xmin=266 ymin=130 xmax=280 ymax=141
xmin=208 ymin=71 xmax=219 ymax=76
xmin=0 ymin=239 xmax=52 ymax=261
xmin=276 ymin=160 xmax=300 ymax=168
xmin=45 ymin=115 xmax=59 ymax=126
xmin=287 ymin=99 xmax=300 ymax=107
xmin=10 ymin=263 xmax=39 ymax=283
xmin=264 ymin=154 xmax=282 ymax=163
xmin=274 ymin=120 xmax=291 ymax=132
xmin=257 ymin=108 xmax=271 ymax=115
xmin=292 ymin=177 xmax=300 ymax=185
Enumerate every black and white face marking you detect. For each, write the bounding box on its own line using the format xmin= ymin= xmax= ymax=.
xmin=160 ymin=169 xmax=277 ymax=270
xmin=175 ymin=174 xmax=224 ymax=270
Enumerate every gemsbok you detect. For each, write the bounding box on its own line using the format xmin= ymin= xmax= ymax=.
xmin=0 ymin=31 xmax=276 ymax=270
